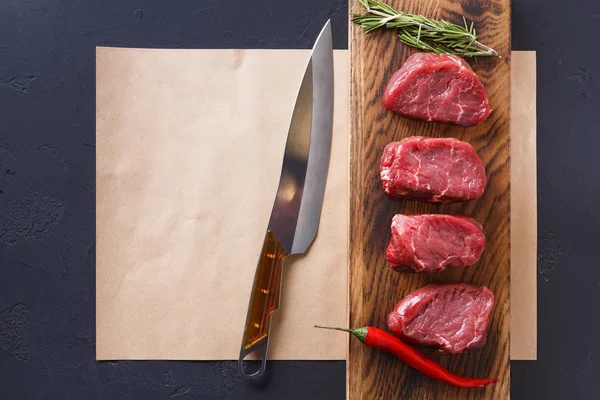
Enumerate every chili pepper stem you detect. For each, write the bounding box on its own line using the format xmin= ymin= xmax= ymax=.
xmin=313 ymin=325 xmax=368 ymax=343
xmin=313 ymin=325 xmax=353 ymax=334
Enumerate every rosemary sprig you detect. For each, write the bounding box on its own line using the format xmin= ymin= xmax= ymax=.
xmin=352 ymin=0 xmax=499 ymax=58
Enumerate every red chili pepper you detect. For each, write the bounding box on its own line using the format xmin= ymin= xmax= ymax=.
xmin=314 ymin=325 xmax=498 ymax=389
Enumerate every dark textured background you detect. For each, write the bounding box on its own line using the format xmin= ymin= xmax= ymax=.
xmin=0 ymin=0 xmax=598 ymax=399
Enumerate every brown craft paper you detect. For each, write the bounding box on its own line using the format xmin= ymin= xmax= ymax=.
xmin=511 ymin=51 xmax=537 ymax=360
xmin=96 ymin=48 xmax=536 ymax=361
xmin=96 ymin=48 xmax=348 ymax=360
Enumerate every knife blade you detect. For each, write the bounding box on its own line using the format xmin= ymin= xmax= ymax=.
xmin=238 ymin=20 xmax=334 ymax=379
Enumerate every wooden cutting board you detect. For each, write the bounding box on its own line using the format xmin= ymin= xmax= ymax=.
xmin=348 ymin=0 xmax=511 ymax=399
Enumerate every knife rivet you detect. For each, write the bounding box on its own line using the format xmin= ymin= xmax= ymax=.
xmin=260 ymin=289 xmax=269 ymax=294
xmin=266 ymin=253 xmax=275 ymax=259
xmin=253 ymin=323 xmax=260 ymax=328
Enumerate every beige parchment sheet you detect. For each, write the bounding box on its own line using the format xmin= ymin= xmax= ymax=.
xmin=96 ymin=48 xmax=349 ymax=360
xmin=96 ymin=48 xmax=536 ymax=361
xmin=511 ymin=51 xmax=537 ymax=361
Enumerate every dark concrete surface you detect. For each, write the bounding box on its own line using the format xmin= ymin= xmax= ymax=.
xmin=0 ymin=0 xmax=598 ymax=399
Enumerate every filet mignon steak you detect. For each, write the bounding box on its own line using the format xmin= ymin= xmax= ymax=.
xmin=386 ymin=214 xmax=485 ymax=273
xmin=380 ymin=136 xmax=486 ymax=203
xmin=387 ymin=283 xmax=494 ymax=354
xmin=383 ymin=53 xmax=491 ymax=127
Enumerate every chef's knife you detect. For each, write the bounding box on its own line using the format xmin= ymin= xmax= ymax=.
xmin=238 ymin=20 xmax=334 ymax=379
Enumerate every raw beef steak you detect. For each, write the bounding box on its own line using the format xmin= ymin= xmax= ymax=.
xmin=383 ymin=53 xmax=491 ymax=127
xmin=380 ymin=136 xmax=486 ymax=203
xmin=386 ymin=214 xmax=485 ymax=273
xmin=387 ymin=283 xmax=494 ymax=354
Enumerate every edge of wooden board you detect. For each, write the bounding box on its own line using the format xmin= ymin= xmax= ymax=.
xmin=347 ymin=0 xmax=512 ymax=398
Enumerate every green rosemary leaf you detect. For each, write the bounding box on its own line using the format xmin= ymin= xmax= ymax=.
xmin=352 ymin=0 xmax=499 ymax=58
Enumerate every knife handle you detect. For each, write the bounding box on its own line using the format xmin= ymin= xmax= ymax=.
xmin=239 ymin=230 xmax=288 ymax=379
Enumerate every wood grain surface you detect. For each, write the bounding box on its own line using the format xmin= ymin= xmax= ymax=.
xmin=347 ymin=0 xmax=511 ymax=399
